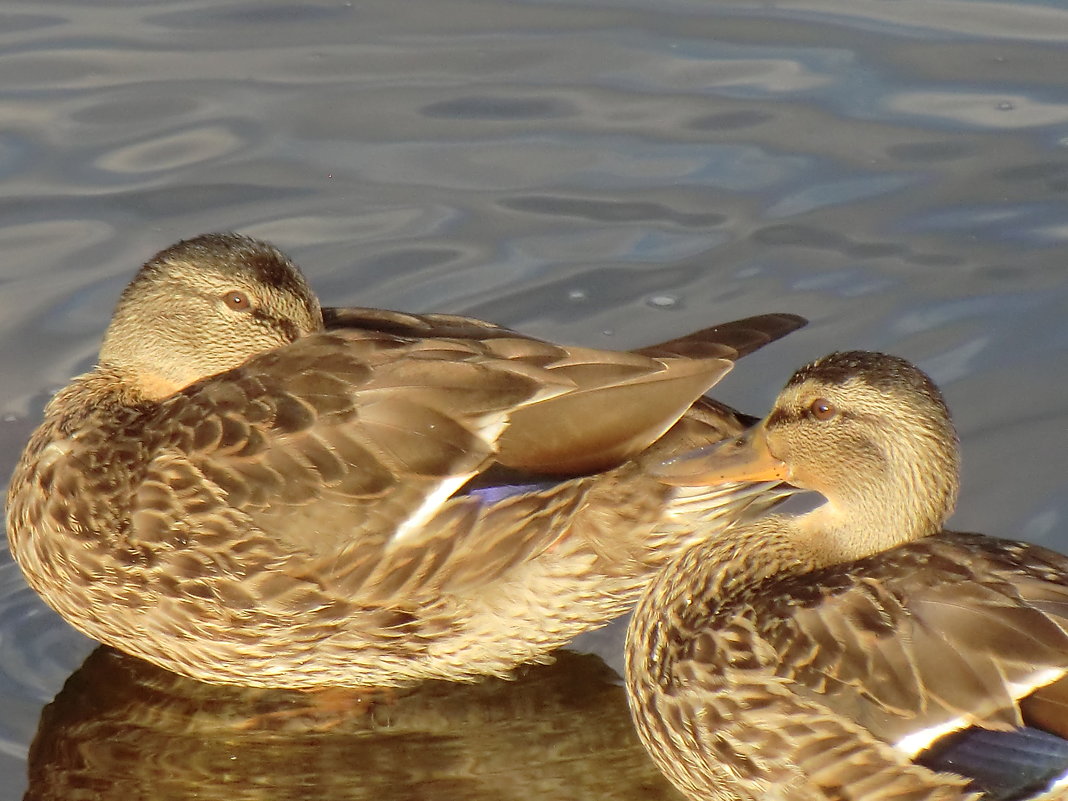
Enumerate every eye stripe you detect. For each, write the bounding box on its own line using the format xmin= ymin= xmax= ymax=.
xmin=766 ymin=405 xmax=854 ymax=427
xmin=766 ymin=408 xmax=797 ymax=427
xmin=251 ymin=308 xmax=301 ymax=342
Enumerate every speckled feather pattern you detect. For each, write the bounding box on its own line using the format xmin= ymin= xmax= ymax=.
xmin=6 ymin=233 xmax=805 ymax=689
xmin=626 ymin=352 xmax=1068 ymax=801
xmin=630 ymin=529 xmax=1068 ymax=800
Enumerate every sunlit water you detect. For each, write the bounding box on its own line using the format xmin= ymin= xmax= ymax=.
xmin=2 ymin=0 xmax=1068 ymax=797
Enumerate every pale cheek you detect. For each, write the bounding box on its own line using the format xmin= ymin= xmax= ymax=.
xmin=789 ymin=466 xmax=820 ymax=492
xmin=766 ymin=435 xmax=802 ymax=482
xmin=783 ymin=460 xmax=844 ymax=496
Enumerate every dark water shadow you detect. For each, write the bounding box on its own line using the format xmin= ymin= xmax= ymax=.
xmin=25 ymin=646 xmax=680 ymax=801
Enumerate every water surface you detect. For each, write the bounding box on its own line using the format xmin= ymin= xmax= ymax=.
xmin=3 ymin=0 xmax=1068 ymax=797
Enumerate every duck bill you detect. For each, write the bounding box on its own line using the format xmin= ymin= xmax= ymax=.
xmin=654 ymin=421 xmax=788 ymax=486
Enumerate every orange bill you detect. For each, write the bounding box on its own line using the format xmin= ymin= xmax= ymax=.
xmin=654 ymin=421 xmax=788 ymax=486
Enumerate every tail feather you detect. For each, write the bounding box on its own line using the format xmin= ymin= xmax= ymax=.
xmin=634 ymin=313 xmax=807 ymax=361
xmin=324 ymin=306 xmax=807 ymax=365
xmin=918 ymin=726 xmax=1068 ymax=801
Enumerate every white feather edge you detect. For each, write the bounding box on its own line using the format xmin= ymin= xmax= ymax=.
xmin=896 ymin=666 xmax=1068 ymax=758
xmin=389 ymin=411 xmax=510 ymax=544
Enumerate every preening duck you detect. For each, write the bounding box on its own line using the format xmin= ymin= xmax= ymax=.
xmin=6 ymin=232 xmax=803 ymax=689
xmin=627 ymin=351 xmax=1068 ymax=801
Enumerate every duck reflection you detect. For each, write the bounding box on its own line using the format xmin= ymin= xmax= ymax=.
xmin=26 ymin=646 xmax=680 ymax=801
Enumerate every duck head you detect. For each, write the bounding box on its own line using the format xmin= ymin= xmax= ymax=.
xmin=97 ymin=233 xmax=324 ymax=400
xmin=658 ymin=351 xmax=961 ymax=561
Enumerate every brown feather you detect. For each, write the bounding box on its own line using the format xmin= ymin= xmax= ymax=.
xmin=6 ymin=232 xmax=804 ymax=689
xmin=626 ymin=351 xmax=1068 ymax=801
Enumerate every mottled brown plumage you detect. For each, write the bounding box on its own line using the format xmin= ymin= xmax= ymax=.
xmin=6 ymin=232 xmax=804 ymax=689
xmin=627 ymin=351 xmax=1068 ymax=801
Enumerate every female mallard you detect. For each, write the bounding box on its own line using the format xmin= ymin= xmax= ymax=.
xmin=6 ymin=232 xmax=804 ymax=689
xmin=626 ymin=351 xmax=1068 ymax=801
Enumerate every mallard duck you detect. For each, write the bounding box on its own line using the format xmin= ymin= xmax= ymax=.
xmin=6 ymin=232 xmax=804 ymax=689
xmin=626 ymin=351 xmax=1068 ymax=801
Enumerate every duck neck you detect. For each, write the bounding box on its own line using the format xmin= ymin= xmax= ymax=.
xmin=793 ymin=438 xmax=958 ymax=568
xmin=628 ymin=474 xmax=949 ymax=692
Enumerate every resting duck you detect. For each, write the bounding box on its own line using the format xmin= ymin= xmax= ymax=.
xmin=627 ymin=351 xmax=1068 ymax=801
xmin=6 ymin=232 xmax=803 ymax=689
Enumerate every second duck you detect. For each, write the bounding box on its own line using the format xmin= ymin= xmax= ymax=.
xmin=628 ymin=351 xmax=1068 ymax=801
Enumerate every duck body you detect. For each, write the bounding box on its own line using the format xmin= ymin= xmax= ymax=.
xmin=627 ymin=351 xmax=1068 ymax=801
xmin=6 ymin=233 xmax=803 ymax=689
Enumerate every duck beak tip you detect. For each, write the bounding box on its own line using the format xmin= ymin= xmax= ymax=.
xmin=655 ymin=426 xmax=787 ymax=487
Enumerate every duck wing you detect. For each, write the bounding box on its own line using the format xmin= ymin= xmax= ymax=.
xmin=322 ymin=308 xmax=805 ymax=473
xmin=646 ymin=532 xmax=1068 ymax=801
xmin=324 ymin=306 xmax=806 ymax=361
xmin=130 ymin=315 xmax=801 ymax=597
xmin=735 ymin=531 xmax=1068 ymax=754
xmin=322 ymin=305 xmax=520 ymax=340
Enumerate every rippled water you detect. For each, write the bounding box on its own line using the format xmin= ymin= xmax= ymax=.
xmin=3 ymin=0 xmax=1068 ymax=797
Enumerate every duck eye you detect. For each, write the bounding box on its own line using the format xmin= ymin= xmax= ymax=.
xmin=222 ymin=290 xmax=252 ymax=311
xmin=809 ymin=398 xmax=837 ymax=421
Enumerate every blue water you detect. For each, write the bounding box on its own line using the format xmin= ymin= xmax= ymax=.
xmin=3 ymin=1 xmax=1068 ymax=797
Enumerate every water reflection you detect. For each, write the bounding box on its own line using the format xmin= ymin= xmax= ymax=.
xmin=26 ymin=647 xmax=679 ymax=801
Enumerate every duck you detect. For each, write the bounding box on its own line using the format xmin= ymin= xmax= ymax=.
xmin=6 ymin=232 xmax=805 ymax=690
xmin=626 ymin=350 xmax=1068 ymax=801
